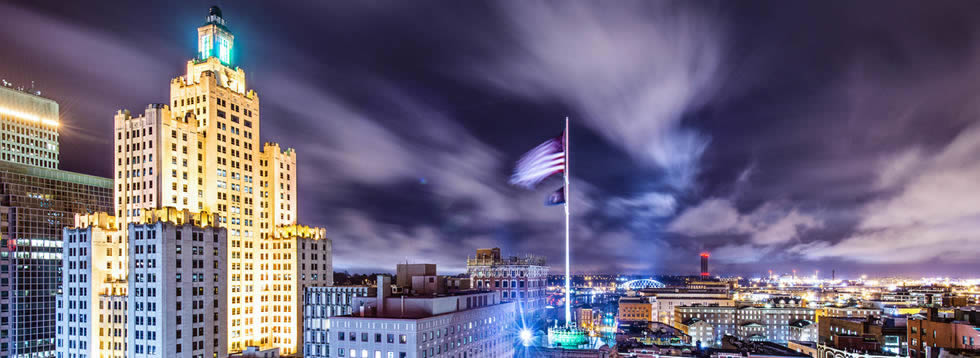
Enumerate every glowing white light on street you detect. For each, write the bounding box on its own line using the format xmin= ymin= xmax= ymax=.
xmin=519 ymin=328 xmax=533 ymax=346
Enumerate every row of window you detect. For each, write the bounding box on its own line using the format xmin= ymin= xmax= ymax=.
xmin=337 ymin=332 xmax=409 ymax=344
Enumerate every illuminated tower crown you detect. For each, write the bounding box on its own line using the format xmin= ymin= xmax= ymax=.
xmin=184 ymin=5 xmax=248 ymax=94
xmin=198 ymin=6 xmax=234 ymax=65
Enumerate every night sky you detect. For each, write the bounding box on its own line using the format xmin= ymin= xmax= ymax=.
xmin=2 ymin=1 xmax=979 ymax=277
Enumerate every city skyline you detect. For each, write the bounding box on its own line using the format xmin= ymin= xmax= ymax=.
xmin=2 ymin=1 xmax=980 ymax=277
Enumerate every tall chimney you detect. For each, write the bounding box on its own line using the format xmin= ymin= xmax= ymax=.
xmin=700 ymin=252 xmax=710 ymax=278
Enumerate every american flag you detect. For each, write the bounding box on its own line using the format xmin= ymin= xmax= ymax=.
xmin=509 ymin=133 xmax=565 ymax=188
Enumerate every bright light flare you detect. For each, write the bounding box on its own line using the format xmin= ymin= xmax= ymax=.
xmin=0 ymin=106 xmax=59 ymax=127
xmin=519 ymin=328 xmax=533 ymax=346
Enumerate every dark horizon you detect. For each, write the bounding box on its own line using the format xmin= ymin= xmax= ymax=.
xmin=2 ymin=1 xmax=979 ymax=277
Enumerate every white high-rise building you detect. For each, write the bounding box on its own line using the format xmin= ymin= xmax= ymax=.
xmin=57 ymin=209 xmax=228 ymax=358
xmin=108 ymin=5 xmax=330 ymax=355
xmin=328 ymin=277 xmax=516 ymax=358
xmin=58 ymin=212 xmax=128 ymax=358
xmin=126 ymin=209 xmax=228 ymax=358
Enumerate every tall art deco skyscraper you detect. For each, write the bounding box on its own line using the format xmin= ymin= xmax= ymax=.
xmin=110 ymin=6 xmax=331 ymax=355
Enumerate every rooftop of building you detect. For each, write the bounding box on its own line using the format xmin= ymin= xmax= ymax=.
xmin=827 ymin=316 xmax=872 ymax=323
xmin=787 ymin=340 xmax=817 ymax=349
xmin=715 ymin=336 xmax=811 ymax=358
xmin=0 ymin=80 xmax=54 ymax=102
xmin=935 ymin=348 xmax=980 ymax=358
xmin=466 ymin=247 xmax=546 ymax=266
xmin=619 ymin=296 xmax=649 ymax=303
xmin=641 ymin=287 xmax=729 ymax=294
xmin=614 ymin=339 xmax=691 ymax=355
xmin=335 ymin=290 xmax=508 ymax=320
xmin=823 ymin=304 xmax=880 ymax=309
xmin=818 ymin=344 xmax=903 ymax=357
xmin=383 ymin=289 xmax=491 ymax=300
xmin=466 ymin=254 xmax=546 ymax=266
xmin=913 ymin=307 xmax=980 ymax=325
xmin=307 ymin=285 xmax=373 ymax=289
xmin=789 ymin=319 xmax=815 ymax=327
xmin=0 ymin=160 xmax=110 ymax=188
xmin=682 ymin=317 xmax=707 ymax=326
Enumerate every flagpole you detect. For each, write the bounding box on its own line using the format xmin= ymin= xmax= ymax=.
xmin=563 ymin=116 xmax=571 ymax=327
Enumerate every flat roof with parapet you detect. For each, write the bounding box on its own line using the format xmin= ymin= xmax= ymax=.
xmin=0 ymin=160 xmax=111 ymax=188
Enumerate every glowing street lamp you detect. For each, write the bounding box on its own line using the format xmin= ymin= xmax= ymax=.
xmin=519 ymin=328 xmax=534 ymax=346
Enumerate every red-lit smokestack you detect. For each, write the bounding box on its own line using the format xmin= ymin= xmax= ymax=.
xmin=700 ymin=252 xmax=709 ymax=278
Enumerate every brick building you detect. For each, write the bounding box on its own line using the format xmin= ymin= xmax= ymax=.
xmin=908 ymin=307 xmax=980 ymax=358
xmin=819 ymin=316 xmax=907 ymax=355
xmin=466 ymin=248 xmax=548 ymax=314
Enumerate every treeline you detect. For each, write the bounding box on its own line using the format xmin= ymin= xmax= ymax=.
xmin=333 ymin=271 xmax=393 ymax=286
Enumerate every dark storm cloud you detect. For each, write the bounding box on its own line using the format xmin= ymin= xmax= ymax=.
xmin=0 ymin=2 xmax=179 ymax=175
xmin=3 ymin=0 xmax=979 ymax=276
xmin=666 ymin=1 xmax=980 ymax=274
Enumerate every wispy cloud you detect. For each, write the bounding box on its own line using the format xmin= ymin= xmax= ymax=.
xmin=795 ymin=124 xmax=980 ymax=263
xmin=475 ymin=1 xmax=723 ymax=190
xmin=667 ymin=198 xmax=823 ymax=263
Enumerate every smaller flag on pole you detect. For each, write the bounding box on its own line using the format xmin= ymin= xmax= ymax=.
xmin=545 ymin=186 xmax=565 ymax=206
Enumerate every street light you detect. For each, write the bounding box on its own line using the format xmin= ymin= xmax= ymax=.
xmin=519 ymin=328 xmax=533 ymax=346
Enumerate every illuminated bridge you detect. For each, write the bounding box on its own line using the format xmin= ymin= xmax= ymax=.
xmin=620 ymin=279 xmax=666 ymax=290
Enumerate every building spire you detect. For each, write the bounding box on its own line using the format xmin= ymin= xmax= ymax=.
xmin=206 ymin=5 xmax=226 ymax=26
xmin=198 ymin=6 xmax=234 ymax=65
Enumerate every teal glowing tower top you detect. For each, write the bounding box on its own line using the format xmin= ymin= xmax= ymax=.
xmin=197 ymin=6 xmax=234 ymax=65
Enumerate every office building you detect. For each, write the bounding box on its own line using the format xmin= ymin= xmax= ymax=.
xmin=618 ymin=296 xmax=654 ymax=323
xmin=127 ymin=208 xmax=228 ymax=358
xmin=675 ymin=304 xmax=817 ymax=347
xmin=638 ymin=288 xmax=734 ymax=326
xmin=577 ymin=307 xmax=595 ymax=331
xmin=57 ymin=208 xmax=227 ymax=358
xmin=817 ymin=306 xmax=882 ymax=321
xmin=0 ymin=81 xmax=112 ymax=358
xmin=0 ymin=161 xmax=113 ymax=357
xmin=329 ymin=276 xmax=516 ymax=358
xmin=304 ymin=286 xmax=378 ymax=358
xmin=111 ymin=6 xmax=329 ymax=354
xmin=466 ymin=248 xmax=548 ymax=314
xmin=880 ymin=288 xmax=953 ymax=307
xmin=0 ymin=85 xmax=59 ymax=169
xmin=261 ymin=224 xmax=333 ymax=354
xmin=687 ymin=279 xmax=737 ymax=291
